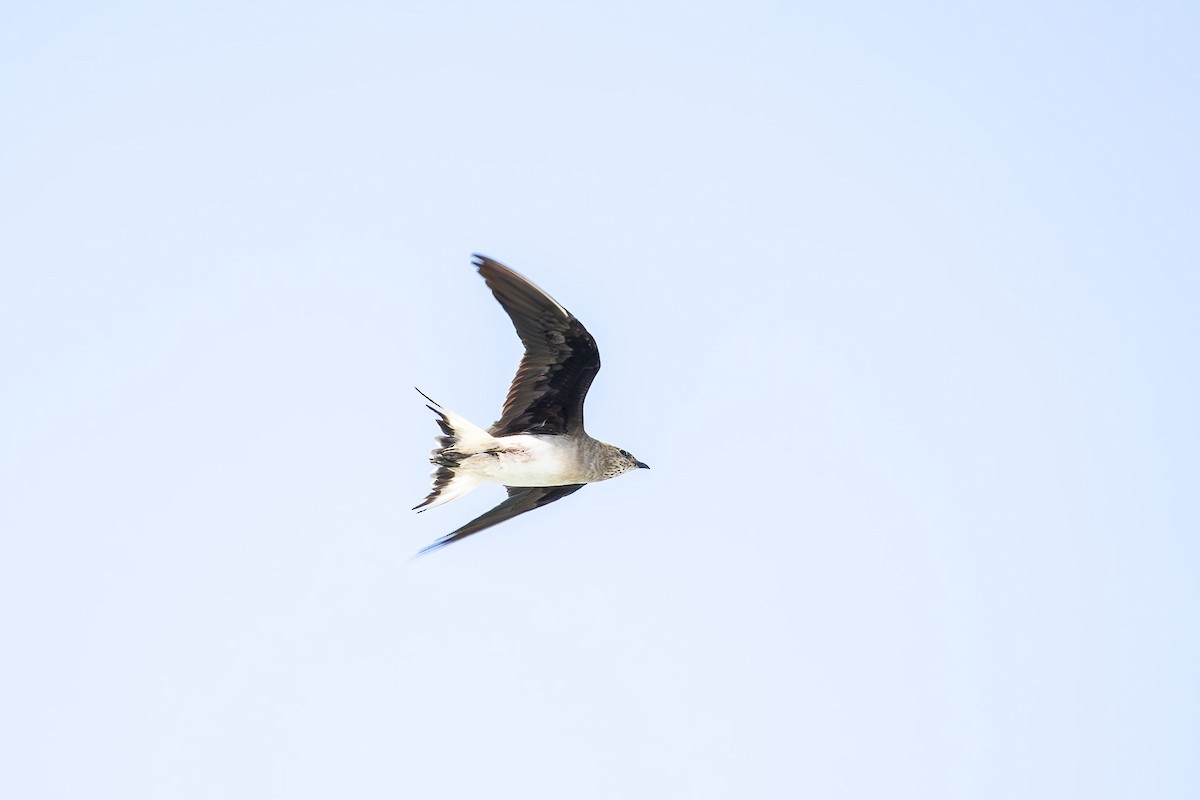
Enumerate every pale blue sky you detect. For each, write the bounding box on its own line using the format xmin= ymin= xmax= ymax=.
xmin=2 ymin=2 xmax=1197 ymax=798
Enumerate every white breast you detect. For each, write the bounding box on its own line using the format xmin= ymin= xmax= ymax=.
xmin=467 ymin=434 xmax=585 ymax=487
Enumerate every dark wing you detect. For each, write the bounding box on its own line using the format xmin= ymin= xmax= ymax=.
xmin=416 ymin=484 xmax=586 ymax=555
xmin=475 ymin=255 xmax=601 ymax=436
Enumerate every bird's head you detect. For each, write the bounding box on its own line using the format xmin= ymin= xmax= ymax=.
xmin=601 ymin=444 xmax=650 ymax=479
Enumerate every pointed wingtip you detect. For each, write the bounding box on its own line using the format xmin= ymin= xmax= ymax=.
xmin=413 ymin=537 xmax=453 ymax=558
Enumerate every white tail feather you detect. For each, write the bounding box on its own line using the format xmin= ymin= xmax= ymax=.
xmin=418 ymin=471 xmax=482 ymax=511
xmin=413 ymin=389 xmax=498 ymax=512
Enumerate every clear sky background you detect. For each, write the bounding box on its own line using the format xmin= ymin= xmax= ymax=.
xmin=2 ymin=2 xmax=1197 ymax=798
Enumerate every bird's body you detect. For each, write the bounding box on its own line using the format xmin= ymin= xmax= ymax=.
xmin=414 ymin=255 xmax=648 ymax=553
xmin=424 ymin=426 xmax=595 ymax=491
xmin=456 ymin=434 xmax=587 ymax=487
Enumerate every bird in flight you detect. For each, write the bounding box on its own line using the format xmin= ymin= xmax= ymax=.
xmin=414 ymin=255 xmax=649 ymax=554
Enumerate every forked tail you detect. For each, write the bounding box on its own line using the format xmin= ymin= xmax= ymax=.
xmin=412 ymin=389 xmax=494 ymax=512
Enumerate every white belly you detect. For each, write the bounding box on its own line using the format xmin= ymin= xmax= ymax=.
xmin=465 ymin=434 xmax=583 ymax=487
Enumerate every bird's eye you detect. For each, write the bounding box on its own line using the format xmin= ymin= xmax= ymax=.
xmin=619 ymin=449 xmax=629 ymax=457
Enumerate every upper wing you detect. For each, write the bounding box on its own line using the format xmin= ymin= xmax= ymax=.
xmin=475 ymin=255 xmax=601 ymax=436
xmin=416 ymin=484 xmax=586 ymax=555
